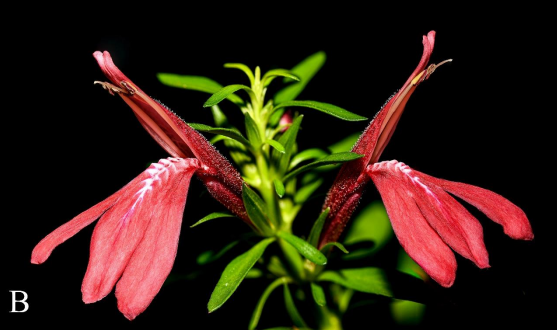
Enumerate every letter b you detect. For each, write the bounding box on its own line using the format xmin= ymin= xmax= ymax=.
xmin=10 ymin=290 xmax=29 ymax=313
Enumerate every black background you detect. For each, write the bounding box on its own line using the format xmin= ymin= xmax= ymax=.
xmin=4 ymin=6 xmax=553 ymax=329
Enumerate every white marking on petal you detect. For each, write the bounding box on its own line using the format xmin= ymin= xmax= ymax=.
xmin=394 ymin=161 xmax=442 ymax=207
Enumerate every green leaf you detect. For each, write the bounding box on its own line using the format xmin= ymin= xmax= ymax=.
xmin=283 ymin=283 xmax=307 ymax=328
xmin=321 ymin=242 xmax=349 ymax=254
xmin=190 ymin=212 xmax=235 ymax=228
xmin=277 ymin=232 xmax=327 ymax=265
xmin=397 ymin=248 xmax=425 ymax=280
xmin=318 ymin=268 xmax=430 ymax=303
xmin=244 ymin=113 xmax=262 ymax=147
xmin=328 ymin=133 xmax=361 ymax=153
xmin=262 ymin=69 xmax=300 ymax=87
xmin=343 ymin=201 xmax=393 ymax=260
xmin=269 ymin=108 xmax=285 ymax=127
xmin=318 ymin=268 xmax=391 ymax=297
xmin=204 ymin=84 xmax=254 ymax=107
xmin=242 ymin=184 xmax=274 ymax=235
xmin=157 ymin=73 xmax=243 ymax=105
xmin=289 ymin=148 xmax=329 ymax=170
xmin=273 ymin=179 xmax=285 ymax=198
xmin=208 ymin=238 xmax=276 ymax=312
xmin=278 ymin=239 xmax=303 ymax=279
xmin=311 ymin=282 xmax=327 ymax=306
xmin=211 ymin=105 xmax=228 ymax=127
xmin=273 ymin=115 xmax=303 ymax=175
xmin=391 ymin=299 xmax=426 ymax=326
xmin=293 ymin=178 xmax=324 ymax=204
xmin=266 ymin=139 xmax=285 ymax=153
xmin=283 ymin=152 xmax=364 ymax=183
xmin=245 ymin=268 xmax=263 ymax=279
xmin=224 ymin=63 xmax=255 ymax=86
xmin=390 ymin=248 xmax=427 ymax=325
xmin=188 ymin=123 xmax=250 ymax=146
xmin=274 ymin=51 xmax=326 ymax=103
xmin=197 ymin=240 xmax=240 ymax=265
xmin=307 ymin=208 xmax=330 ymax=247
xmin=268 ymin=256 xmax=289 ymax=278
xmin=274 ymin=100 xmax=367 ymax=121
xmin=249 ymin=277 xmax=290 ymax=330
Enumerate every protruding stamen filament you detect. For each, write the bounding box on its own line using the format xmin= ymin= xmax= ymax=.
xmin=94 ymin=81 xmax=128 ymax=96
xmin=425 ymin=59 xmax=453 ymax=81
xmin=120 ymin=81 xmax=136 ymax=95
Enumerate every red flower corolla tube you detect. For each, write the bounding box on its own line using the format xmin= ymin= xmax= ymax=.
xmin=319 ymin=31 xmax=533 ymax=287
xmin=31 ymin=51 xmax=251 ymax=320
xmin=92 ymin=51 xmax=247 ymax=222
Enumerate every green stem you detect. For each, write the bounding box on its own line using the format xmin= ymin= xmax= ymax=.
xmin=254 ymin=152 xmax=281 ymax=229
xmin=316 ymin=305 xmax=344 ymax=330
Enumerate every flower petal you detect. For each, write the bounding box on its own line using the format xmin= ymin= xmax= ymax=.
xmin=379 ymin=161 xmax=489 ymax=268
xmin=115 ymin=158 xmax=198 ymax=320
xmin=418 ymin=172 xmax=534 ymax=240
xmin=94 ymin=51 xmax=249 ymax=225
xmin=367 ymin=161 xmax=457 ymax=287
xmin=81 ymin=158 xmax=199 ymax=304
xmin=31 ymin=184 xmax=126 ymax=264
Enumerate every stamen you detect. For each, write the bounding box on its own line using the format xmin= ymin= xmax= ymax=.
xmin=424 ymin=59 xmax=453 ymax=80
xmin=94 ymin=81 xmax=127 ymax=96
xmin=120 ymin=81 xmax=136 ymax=95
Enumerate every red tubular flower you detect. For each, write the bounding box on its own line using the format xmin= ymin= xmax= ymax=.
xmin=31 ymin=51 xmax=250 ymax=320
xmin=320 ymin=31 xmax=439 ymax=246
xmin=92 ymin=51 xmax=248 ymax=222
xmin=319 ymin=31 xmax=533 ymax=287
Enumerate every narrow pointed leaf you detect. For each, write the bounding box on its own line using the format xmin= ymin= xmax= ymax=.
xmin=242 ymin=183 xmax=273 ymax=235
xmin=157 ymin=73 xmax=243 ymax=105
xmin=289 ymin=148 xmax=329 ymax=170
xmin=321 ymin=242 xmax=349 ymax=254
xmin=283 ymin=283 xmax=308 ymax=328
xmin=269 ymin=108 xmax=285 ymax=127
xmin=197 ymin=240 xmax=240 ymax=265
xmin=328 ymin=133 xmax=361 ymax=153
xmin=208 ymin=238 xmax=276 ymax=312
xmin=274 ymin=100 xmax=367 ymax=121
xmin=343 ymin=201 xmax=393 ymax=260
xmin=204 ymin=84 xmax=254 ymax=107
xmin=308 ymin=208 xmax=330 ymax=247
xmin=268 ymin=256 xmax=289 ymax=278
xmin=188 ymin=123 xmax=250 ymax=146
xmin=190 ymin=212 xmax=236 ymax=228
xmin=263 ymin=69 xmax=300 ymax=87
xmin=275 ymin=51 xmax=326 ymax=103
xmin=318 ymin=268 xmax=430 ymax=303
xmin=224 ymin=63 xmax=255 ymax=86
xmin=278 ymin=239 xmax=304 ymax=279
xmin=318 ymin=268 xmax=391 ymax=296
xmin=266 ymin=139 xmax=285 ymax=153
xmin=211 ymin=105 xmax=228 ymax=127
xmin=245 ymin=113 xmax=262 ymax=147
xmin=277 ymin=232 xmax=327 ymax=265
xmin=283 ymin=152 xmax=364 ymax=183
xmin=293 ymin=178 xmax=324 ymax=204
xmin=273 ymin=115 xmax=303 ymax=174
xmin=249 ymin=277 xmax=290 ymax=330
xmin=245 ymin=268 xmax=263 ymax=279
xmin=311 ymin=282 xmax=327 ymax=306
xmin=273 ymin=179 xmax=285 ymax=198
